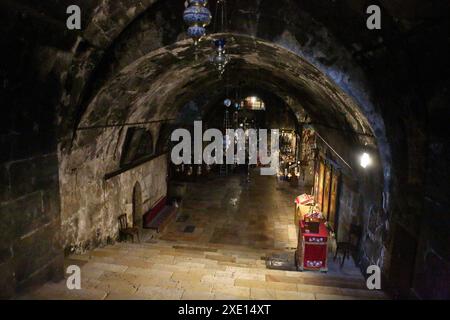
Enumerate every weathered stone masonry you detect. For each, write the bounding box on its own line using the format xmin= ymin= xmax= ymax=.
xmin=1 ymin=0 xmax=448 ymax=299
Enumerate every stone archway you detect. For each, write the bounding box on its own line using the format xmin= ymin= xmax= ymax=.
xmin=132 ymin=182 xmax=143 ymax=228
xmin=60 ymin=34 xmax=389 ymax=256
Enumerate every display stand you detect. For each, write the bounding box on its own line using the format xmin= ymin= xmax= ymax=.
xmin=296 ymin=220 xmax=328 ymax=272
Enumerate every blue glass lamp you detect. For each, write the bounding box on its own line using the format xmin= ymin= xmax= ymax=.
xmin=183 ymin=0 xmax=212 ymax=45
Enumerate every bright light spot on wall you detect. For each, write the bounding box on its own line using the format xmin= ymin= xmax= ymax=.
xmin=360 ymin=152 xmax=372 ymax=169
xmin=241 ymin=96 xmax=265 ymax=110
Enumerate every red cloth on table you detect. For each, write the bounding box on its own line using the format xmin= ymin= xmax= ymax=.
xmin=295 ymin=194 xmax=314 ymax=205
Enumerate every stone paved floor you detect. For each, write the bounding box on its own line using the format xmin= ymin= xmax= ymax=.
xmin=20 ymin=170 xmax=388 ymax=300
xmin=20 ymin=240 xmax=387 ymax=300
xmin=161 ymin=170 xmax=300 ymax=250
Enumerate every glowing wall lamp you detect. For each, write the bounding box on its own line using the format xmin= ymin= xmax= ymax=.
xmin=360 ymin=152 xmax=372 ymax=169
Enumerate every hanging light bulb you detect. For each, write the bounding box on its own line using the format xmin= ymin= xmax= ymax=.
xmin=183 ymin=0 xmax=212 ymax=45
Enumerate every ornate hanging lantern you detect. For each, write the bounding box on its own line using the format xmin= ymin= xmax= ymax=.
xmin=183 ymin=0 xmax=212 ymax=45
xmin=211 ymin=38 xmax=230 ymax=77
xmin=209 ymin=0 xmax=231 ymax=77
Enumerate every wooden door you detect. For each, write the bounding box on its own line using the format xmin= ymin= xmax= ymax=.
xmin=313 ymin=163 xmax=320 ymax=202
xmin=328 ymin=172 xmax=339 ymax=230
xmin=322 ymin=166 xmax=332 ymax=218
xmin=317 ymin=161 xmax=325 ymax=211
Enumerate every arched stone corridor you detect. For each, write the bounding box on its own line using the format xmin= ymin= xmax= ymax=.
xmin=0 ymin=0 xmax=449 ymax=300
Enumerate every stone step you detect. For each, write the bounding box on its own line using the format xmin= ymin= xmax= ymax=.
xmin=22 ymin=238 xmax=390 ymax=300
xmin=69 ymin=249 xmax=365 ymax=289
xmin=19 ymin=282 xmax=108 ymax=300
xmin=265 ymin=273 xmax=367 ymax=290
xmin=86 ymin=242 xmax=367 ymax=284
xmin=234 ymin=278 xmax=387 ymax=299
xmin=114 ymin=243 xmax=363 ymax=280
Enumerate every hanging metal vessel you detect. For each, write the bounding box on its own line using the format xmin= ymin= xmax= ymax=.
xmin=211 ymin=38 xmax=230 ymax=76
xmin=183 ymin=0 xmax=212 ymax=45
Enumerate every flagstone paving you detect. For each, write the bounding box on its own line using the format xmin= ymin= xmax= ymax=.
xmin=161 ymin=172 xmax=301 ymax=250
xmin=20 ymin=240 xmax=388 ymax=300
xmin=19 ymin=172 xmax=388 ymax=300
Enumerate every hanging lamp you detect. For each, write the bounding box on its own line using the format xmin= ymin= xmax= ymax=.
xmin=211 ymin=38 xmax=230 ymax=77
xmin=210 ymin=0 xmax=231 ymax=77
xmin=183 ymin=0 xmax=212 ymax=45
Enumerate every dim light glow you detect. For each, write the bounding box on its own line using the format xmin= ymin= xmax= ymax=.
xmin=360 ymin=152 xmax=372 ymax=169
xmin=242 ymin=96 xmax=265 ymax=110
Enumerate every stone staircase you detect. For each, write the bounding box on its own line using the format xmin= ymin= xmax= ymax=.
xmin=20 ymin=240 xmax=389 ymax=300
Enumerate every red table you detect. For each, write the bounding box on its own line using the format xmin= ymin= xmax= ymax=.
xmin=296 ymin=221 xmax=328 ymax=272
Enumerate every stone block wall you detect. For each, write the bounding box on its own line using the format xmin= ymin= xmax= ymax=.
xmin=0 ymin=0 xmax=446 ymax=300
xmin=410 ymin=81 xmax=450 ymax=299
xmin=336 ymin=181 xmax=361 ymax=243
xmin=0 ymin=2 xmax=69 ymax=298
xmin=60 ymin=149 xmax=168 ymax=254
xmin=0 ymin=155 xmax=63 ymax=299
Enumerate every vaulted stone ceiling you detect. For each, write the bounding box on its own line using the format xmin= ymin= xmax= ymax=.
xmin=2 ymin=0 xmax=449 ymax=196
xmin=69 ymin=34 xmax=383 ymax=187
xmin=1 ymin=0 xmax=449 ymax=299
xmin=77 ymin=35 xmax=375 ymax=141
